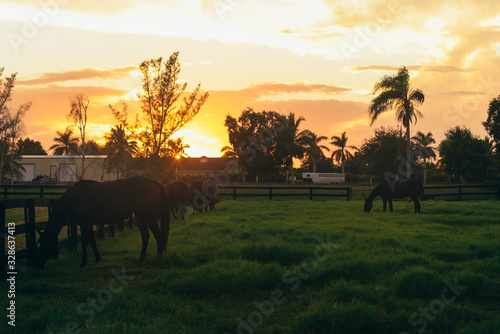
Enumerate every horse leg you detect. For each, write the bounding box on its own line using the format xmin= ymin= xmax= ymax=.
xmin=87 ymin=225 xmax=101 ymax=263
xmin=179 ymin=203 xmax=186 ymax=220
xmin=388 ymin=199 xmax=393 ymax=212
xmin=383 ymin=199 xmax=387 ymax=212
xmin=137 ymin=223 xmax=149 ymax=262
xmin=80 ymin=224 xmax=90 ymax=267
xmin=147 ymin=221 xmax=164 ymax=255
xmin=415 ymin=199 xmax=421 ymax=213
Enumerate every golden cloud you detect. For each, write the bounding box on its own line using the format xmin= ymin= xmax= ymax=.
xmin=348 ymin=65 xmax=475 ymax=73
xmin=18 ymin=66 xmax=138 ymax=86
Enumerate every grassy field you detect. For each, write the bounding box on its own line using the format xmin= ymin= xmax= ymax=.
xmin=1 ymin=199 xmax=499 ymax=333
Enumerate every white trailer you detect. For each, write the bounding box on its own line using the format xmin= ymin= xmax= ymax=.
xmin=302 ymin=172 xmax=345 ymax=184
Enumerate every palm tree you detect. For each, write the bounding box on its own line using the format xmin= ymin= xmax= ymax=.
xmin=302 ymin=131 xmax=329 ymax=173
xmin=411 ymin=131 xmax=437 ymax=184
xmin=369 ymin=66 xmax=425 ymax=179
xmin=104 ymin=125 xmax=137 ymax=178
xmin=50 ymin=128 xmax=79 ymax=155
xmin=274 ymin=112 xmax=308 ymax=183
xmin=330 ymin=131 xmax=358 ymax=174
xmin=481 ymin=136 xmax=497 ymax=182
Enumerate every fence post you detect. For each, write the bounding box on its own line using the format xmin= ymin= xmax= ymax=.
xmin=3 ymin=187 xmax=7 ymax=199
xmin=233 ymin=188 xmax=237 ymax=201
xmin=309 ymin=187 xmax=313 ymax=200
xmin=40 ymin=187 xmax=44 ymax=199
xmin=269 ymin=188 xmax=272 ymax=200
xmin=459 ymin=185 xmax=463 ymax=201
xmin=0 ymin=201 xmax=6 ymax=279
xmin=347 ymin=187 xmax=351 ymax=201
xmin=26 ymin=199 xmax=36 ymax=268
xmin=49 ymin=199 xmax=58 ymax=260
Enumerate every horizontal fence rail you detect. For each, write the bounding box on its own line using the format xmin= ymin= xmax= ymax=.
xmin=219 ymin=186 xmax=351 ymax=201
xmin=0 ymin=184 xmax=71 ymax=199
xmin=421 ymin=184 xmax=500 ymax=201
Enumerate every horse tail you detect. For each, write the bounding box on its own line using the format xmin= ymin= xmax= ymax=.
xmin=159 ymin=184 xmax=171 ymax=252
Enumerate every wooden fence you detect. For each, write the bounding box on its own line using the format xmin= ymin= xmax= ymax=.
xmin=218 ymin=185 xmax=351 ymax=200
xmin=0 ymin=198 xmax=132 ymax=279
xmin=0 ymin=184 xmax=70 ymax=199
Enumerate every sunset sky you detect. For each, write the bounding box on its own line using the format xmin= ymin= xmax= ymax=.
xmin=2 ymin=0 xmax=500 ymax=158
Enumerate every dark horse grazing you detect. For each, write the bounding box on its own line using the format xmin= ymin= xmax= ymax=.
xmin=364 ymin=179 xmax=423 ymax=213
xmin=202 ymin=178 xmax=219 ymax=212
xmin=164 ymin=180 xmax=191 ymax=220
xmin=34 ymin=176 xmax=170 ymax=268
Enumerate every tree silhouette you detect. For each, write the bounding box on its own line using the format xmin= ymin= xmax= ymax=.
xmin=50 ymin=128 xmax=79 ymax=155
xmin=483 ymin=95 xmax=500 ymax=143
xmin=302 ymin=131 xmax=329 ymax=173
xmin=369 ymin=66 xmax=425 ymax=180
xmin=330 ymin=131 xmax=357 ymax=174
xmin=411 ymin=131 xmax=437 ymax=184
xmin=274 ymin=112 xmax=308 ymax=183
xmin=138 ymin=52 xmax=209 ymax=178
xmin=104 ymin=124 xmax=137 ymax=179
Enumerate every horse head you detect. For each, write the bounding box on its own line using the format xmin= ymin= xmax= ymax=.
xmin=33 ymin=229 xmax=55 ymax=269
xmin=363 ymin=197 xmax=372 ymax=213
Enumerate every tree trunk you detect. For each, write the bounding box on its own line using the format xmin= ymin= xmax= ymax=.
xmin=406 ymin=123 xmax=411 ymax=180
xmin=423 ymin=157 xmax=427 ymax=184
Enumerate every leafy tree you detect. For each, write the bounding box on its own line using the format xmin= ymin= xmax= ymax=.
xmin=273 ymin=112 xmax=309 ymax=183
xmin=50 ymin=128 xmax=79 ymax=155
xmin=438 ymin=126 xmax=486 ymax=182
xmin=138 ymin=52 xmax=209 ymax=178
xmin=411 ymin=131 xmax=437 ymax=184
xmin=479 ymin=136 xmax=498 ymax=182
xmin=369 ymin=66 xmax=425 ymax=180
xmin=224 ymin=108 xmax=283 ymax=182
xmin=68 ymin=94 xmax=90 ymax=179
xmin=302 ymin=131 xmax=329 ymax=173
xmin=16 ymin=138 xmax=47 ymax=155
xmin=330 ymin=131 xmax=358 ymax=174
xmin=483 ymin=95 xmax=500 ymax=143
xmin=358 ymin=127 xmax=405 ymax=179
xmin=0 ymin=67 xmax=31 ymax=181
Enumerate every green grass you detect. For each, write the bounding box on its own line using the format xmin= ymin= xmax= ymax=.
xmin=1 ymin=199 xmax=499 ymax=333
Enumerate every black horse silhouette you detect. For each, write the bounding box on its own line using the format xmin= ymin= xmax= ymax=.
xmin=34 ymin=176 xmax=170 ymax=268
xmin=364 ymin=179 xmax=423 ymax=213
xmin=164 ymin=180 xmax=190 ymax=220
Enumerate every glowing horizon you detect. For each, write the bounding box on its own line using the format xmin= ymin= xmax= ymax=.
xmin=2 ymin=0 xmax=500 ymax=158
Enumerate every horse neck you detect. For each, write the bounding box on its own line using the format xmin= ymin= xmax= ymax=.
xmin=46 ymin=204 xmax=70 ymax=241
xmin=366 ymin=185 xmax=380 ymax=203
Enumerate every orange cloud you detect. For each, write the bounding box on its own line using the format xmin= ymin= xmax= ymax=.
xmin=3 ymin=0 xmax=135 ymax=14
xmin=349 ymin=65 xmax=475 ymax=73
xmin=216 ymin=81 xmax=351 ymax=101
xmin=18 ymin=66 xmax=137 ymax=86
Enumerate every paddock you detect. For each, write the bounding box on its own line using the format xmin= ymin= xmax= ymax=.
xmin=1 ymin=199 xmax=498 ymax=333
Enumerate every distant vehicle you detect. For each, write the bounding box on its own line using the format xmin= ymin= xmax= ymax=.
xmin=302 ymin=173 xmax=345 ymax=184
xmin=32 ymin=175 xmax=50 ymax=184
